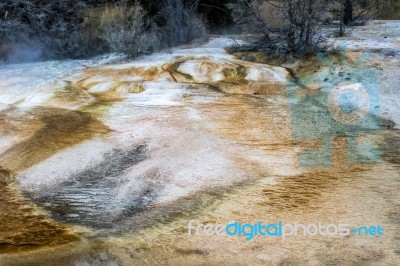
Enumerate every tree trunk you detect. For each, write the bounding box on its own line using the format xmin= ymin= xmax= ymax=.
xmin=343 ymin=0 xmax=353 ymax=25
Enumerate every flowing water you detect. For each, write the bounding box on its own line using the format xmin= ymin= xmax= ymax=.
xmin=0 ymin=23 xmax=399 ymax=265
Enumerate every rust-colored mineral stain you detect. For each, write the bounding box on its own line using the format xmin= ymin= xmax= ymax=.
xmin=0 ymin=107 xmax=109 ymax=173
xmin=164 ymin=58 xmax=250 ymax=84
xmin=0 ymin=169 xmax=80 ymax=252
xmin=0 ymin=107 xmax=109 ymax=252
xmin=163 ymin=58 xmax=195 ymax=82
xmin=83 ymin=66 xmax=162 ymax=82
xmin=217 ymin=82 xmax=285 ymax=96
xmin=51 ymin=80 xmax=125 ymax=116
xmin=80 ymin=91 xmax=123 ymax=116
xmin=259 ymin=137 xmax=374 ymax=210
xmin=54 ymin=82 xmax=92 ymax=102
xmin=221 ymin=64 xmax=248 ymax=83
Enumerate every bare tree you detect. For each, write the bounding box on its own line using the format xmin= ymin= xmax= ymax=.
xmin=227 ymin=0 xmax=327 ymax=57
xmin=329 ymin=0 xmax=372 ymax=37
xmin=343 ymin=0 xmax=354 ymax=25
xmin=157 ymin=0 xmax=207 ymax=47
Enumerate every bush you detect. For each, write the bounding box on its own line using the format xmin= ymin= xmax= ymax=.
xmin=96 ymin=0 xmax=207 ymax=57
xmin=158 ymin=0 xmax=207 ymax=47
xmin=0 ymin=0 xmax=208 ymax=62
xmin=98 ymin=3 xmax=147 ymax=56
xmin=0 ymin=0 xmax=96 ymax=61
xmin=227 ymin=0 xmax=327 ymax=57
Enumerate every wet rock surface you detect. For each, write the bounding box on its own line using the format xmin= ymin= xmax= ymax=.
xmin=0 ymin=23 xmax=399 ymax=265
xmin=27 ymin=145 xmax=149 ymax=228
xmin=0 ymin=169 xmax=80 ymax=248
